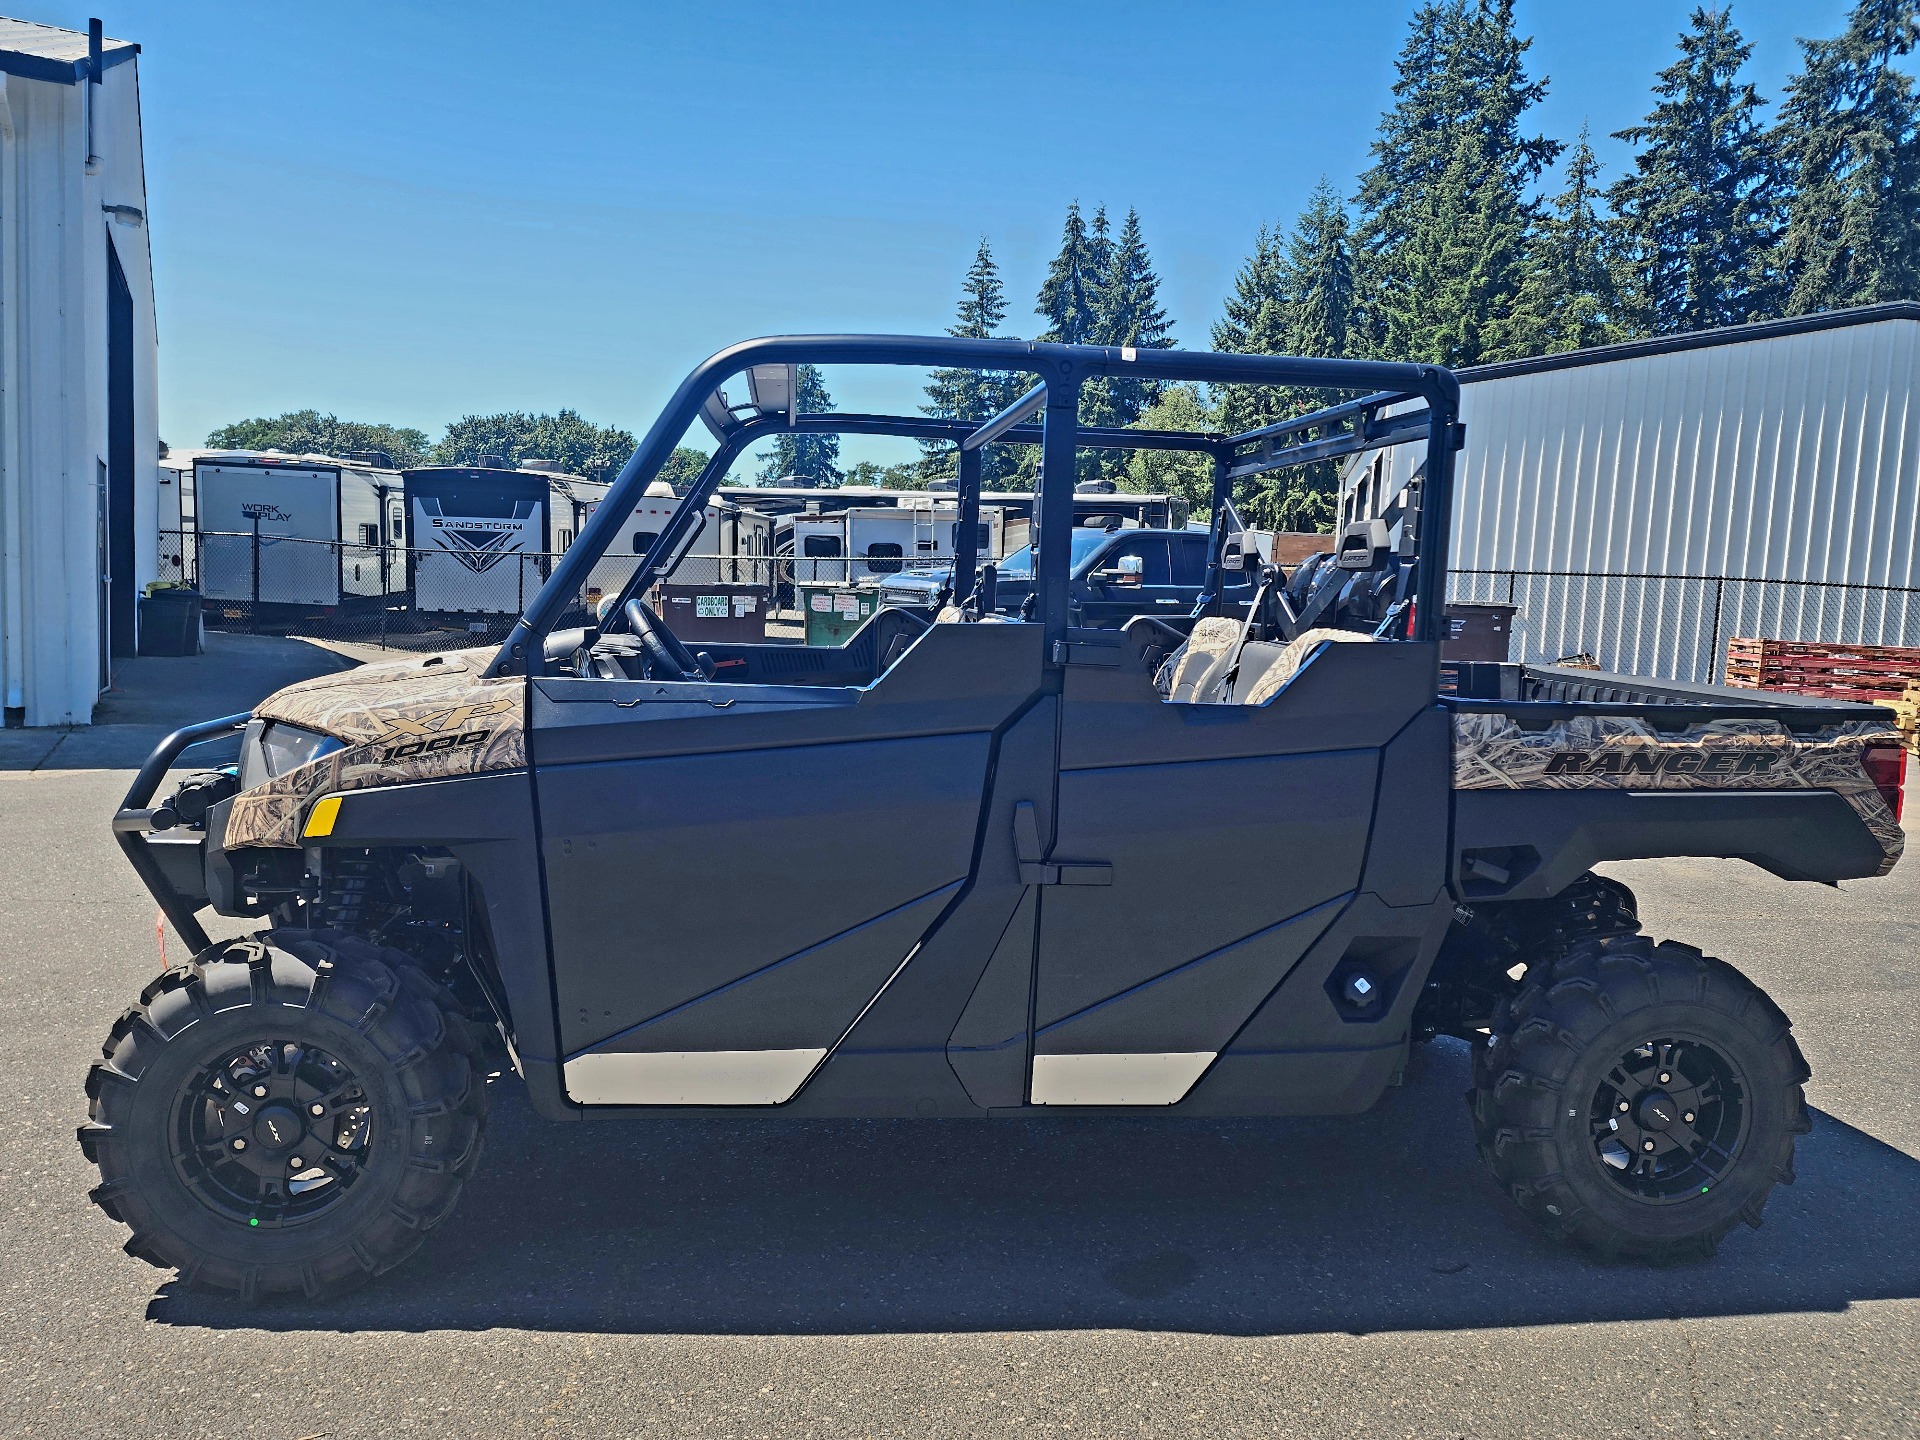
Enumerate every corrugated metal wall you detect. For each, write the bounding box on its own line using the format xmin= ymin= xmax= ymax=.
xmin=1430 ymin=317 xmax=1920 ymax=680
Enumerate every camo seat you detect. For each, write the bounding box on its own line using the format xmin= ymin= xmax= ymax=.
xmin=1228 ymin=628 xmax=1375 ymax=705
xmin=1154 ymin=617 xmax=1242 ymax=701
xmin=1156 ymin=622 xmax=1376 ymax=705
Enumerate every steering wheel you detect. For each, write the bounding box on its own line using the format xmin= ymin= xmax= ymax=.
xmin=623 ymin=598 xmax=703 ymax=681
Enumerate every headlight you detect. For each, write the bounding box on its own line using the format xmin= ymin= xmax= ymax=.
xmin=240 ymin=719 xmax=346 ymax=788
xmin=262 ymin=722 xmax=345 ymax=776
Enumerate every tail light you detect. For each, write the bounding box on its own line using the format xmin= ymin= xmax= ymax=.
xmin=1863 ymin=745 xmax=1907 ymax=822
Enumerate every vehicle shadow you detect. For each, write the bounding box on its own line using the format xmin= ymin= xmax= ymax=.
xmin=148 ymin=1039 xmax=1920 ymax=1337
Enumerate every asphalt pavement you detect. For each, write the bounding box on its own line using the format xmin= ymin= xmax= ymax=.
xmin=0 ymin=637 xmax=1914 ymax=1438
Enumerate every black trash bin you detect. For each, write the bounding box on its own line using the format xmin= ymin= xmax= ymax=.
xmin=138 ymin=589 xmax=203 ymax=657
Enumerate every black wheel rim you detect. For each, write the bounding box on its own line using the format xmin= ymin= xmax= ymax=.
xmin=1586 ymin=1035 xmax=1750 ymax=1203
xmin=170 ymin=1038 xmax=374 ymax=1228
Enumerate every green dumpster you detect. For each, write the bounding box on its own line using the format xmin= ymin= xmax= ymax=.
xmin=800 ymin=584 xmax=879 ymax=646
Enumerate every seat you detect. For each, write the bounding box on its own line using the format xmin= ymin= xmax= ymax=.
xmin=1230 ymin=628 xmax=1375 ymax=704
xmin=1154 ymin=616 xmax=1241 ymax=701
xmin=1155 ymin=621 xmax=1375 ymax=705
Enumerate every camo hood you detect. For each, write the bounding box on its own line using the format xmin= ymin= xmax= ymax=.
xmin=225 ymin=649 xmax=526 ymax=848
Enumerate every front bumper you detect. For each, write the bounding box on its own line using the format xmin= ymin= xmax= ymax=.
xmin=111 ymin=712 xmax=252 ymax=954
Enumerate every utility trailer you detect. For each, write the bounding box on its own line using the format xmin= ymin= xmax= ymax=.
xmin=89 ymin=337 xmax=1905 ymax=1301
xmin=190 ymin=453 xmax=404 ymax=617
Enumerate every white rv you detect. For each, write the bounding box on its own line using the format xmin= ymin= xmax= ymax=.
xmin=584 ymin=480 xmax=775 ymax=594
xmin=403 ymin=466 xmax=609 ymax=616
xmin=788 ymin=500 xmax=1004 ymax=586
xmin=191 ymin=453 xmax=403 ymax=612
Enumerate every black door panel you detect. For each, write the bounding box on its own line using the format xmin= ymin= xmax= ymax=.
xmin=1035 ymin=890 xmax=1346 ymax=1055
xmin=572 ymin=881 xmax=960 ymax=1055
xmin=1034 ymin=750 xmax=1377 ymax=1028
xmin=543 ymin=730 xmax=989 ymax=1052
xmin=531 ymin=622 xmax=1048 ymax=1089
xmin=1029 ymin=640 xmax=1436 ymax=1106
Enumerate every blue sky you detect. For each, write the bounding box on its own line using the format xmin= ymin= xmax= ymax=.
xmin=22 ymin=0 xmax=1868 ymax=467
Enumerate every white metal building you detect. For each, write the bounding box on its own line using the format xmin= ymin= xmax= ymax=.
xmin=1397 ymin=304 xmax=1920 ymax=681
xmin=0 ymin=18 xmax=158 ymax=726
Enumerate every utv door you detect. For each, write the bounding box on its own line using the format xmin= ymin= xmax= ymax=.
xmin=530 ymin=623 xmax=1041 ymax=1106
xmin=1026 ymin=633 xmax=1434 ymax=1107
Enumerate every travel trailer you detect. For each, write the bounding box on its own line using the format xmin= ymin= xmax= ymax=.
xmin=402 ymin=465 xmax=607 ymax=616
xmin=189 ymin=452 xmax=403 ymax=615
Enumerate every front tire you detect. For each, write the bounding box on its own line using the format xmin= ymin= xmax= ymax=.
xmin=78 ymin=933 xmax=487 ymax=1300
xmin=1472 ymin=935 xmax=1810 ymax=1263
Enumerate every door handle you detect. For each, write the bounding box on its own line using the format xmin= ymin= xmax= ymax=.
xmin=1013 ymin=801 xmax=1112 ymax=886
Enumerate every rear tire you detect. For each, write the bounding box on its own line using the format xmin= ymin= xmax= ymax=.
xmin=1471 ymin=935 xmax=1810 ymax=1262
xmin=78 ymin=932 xmax=487 ymax=1300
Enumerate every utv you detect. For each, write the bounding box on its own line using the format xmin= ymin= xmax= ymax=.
xmin=84 ymin=337 xmax=1906 ymax=1300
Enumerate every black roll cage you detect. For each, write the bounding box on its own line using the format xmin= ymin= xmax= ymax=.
xmin=485 ymin=336 xmax=1461 ymax=677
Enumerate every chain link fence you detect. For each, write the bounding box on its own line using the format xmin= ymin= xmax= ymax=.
xmin=158 ymin=530 xmax=1919 ymax=679
xmin=1450 ymin=569 xmax=1920 ymax=684
xmin=157 ymin=530 xmax=791 ymax=655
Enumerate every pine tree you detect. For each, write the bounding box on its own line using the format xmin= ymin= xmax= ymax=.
xmin=1283 ymin=180 xmax=1355 ymax=362
xmin=1087 ymin=204 xmax=1114 ymax=319
xmin=1776 ymin=0 xmax=1920 ymax=313
xmin=755 ymin=365 xmax=841 ymax=486
xmin=1211 ymin=224 xmax=1292 ymax=436
xmin=1087 ymin=207 xmax=1176 ymax=453
xmin=1036 ymin=201 xmax=1101 ymax=345
xmin=1351 ymin=0 xmax=1559 ymax=364
xmin=1077 ymin=204 xmax=1125 ymax=456
xmin=1209 ymin=193 xmax=1358 ymax=533
xmin=921 ymin=239 xmax=1026 ymax=484
xmin=1608 ymin=7 xmax=1784 ymax=334
xmin=1503 ymin=125 xmax=1618 ymax=354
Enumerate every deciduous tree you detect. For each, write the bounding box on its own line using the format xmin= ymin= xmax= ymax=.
xmin=205 ymin=410 xmax=430 ymax=467
xmin=432 ymin=409 xmax=637 ymax=476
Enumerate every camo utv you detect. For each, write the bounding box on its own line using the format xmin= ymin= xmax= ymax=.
xmin=85 ymin=337 xmax=1905 ymax=1299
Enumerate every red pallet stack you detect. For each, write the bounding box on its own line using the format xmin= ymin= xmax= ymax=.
xmin=1725 ymin=636 xmax=1920 ymax=711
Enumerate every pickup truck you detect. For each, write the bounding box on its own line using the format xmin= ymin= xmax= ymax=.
xmin=876 ymin=526 xmax=1255 ymax=626
xmin=84 ymin=335 xmax=1905 ymax=1301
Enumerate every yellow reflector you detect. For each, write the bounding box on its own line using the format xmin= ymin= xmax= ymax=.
xmin=304 ymin=795 xmax=343 ymax=838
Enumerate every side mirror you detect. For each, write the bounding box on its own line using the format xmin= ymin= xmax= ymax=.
xmin=1096 ymin=554 xmax=1145 ymax=585
xmin=1335 ymin=519 xmax=1392 ymax=572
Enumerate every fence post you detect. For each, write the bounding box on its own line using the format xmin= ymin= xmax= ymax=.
xmin=1706 ymin=577 xmax=1726 ymax=685
xmin=250 ymin=517 xmax=261 ymax=635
